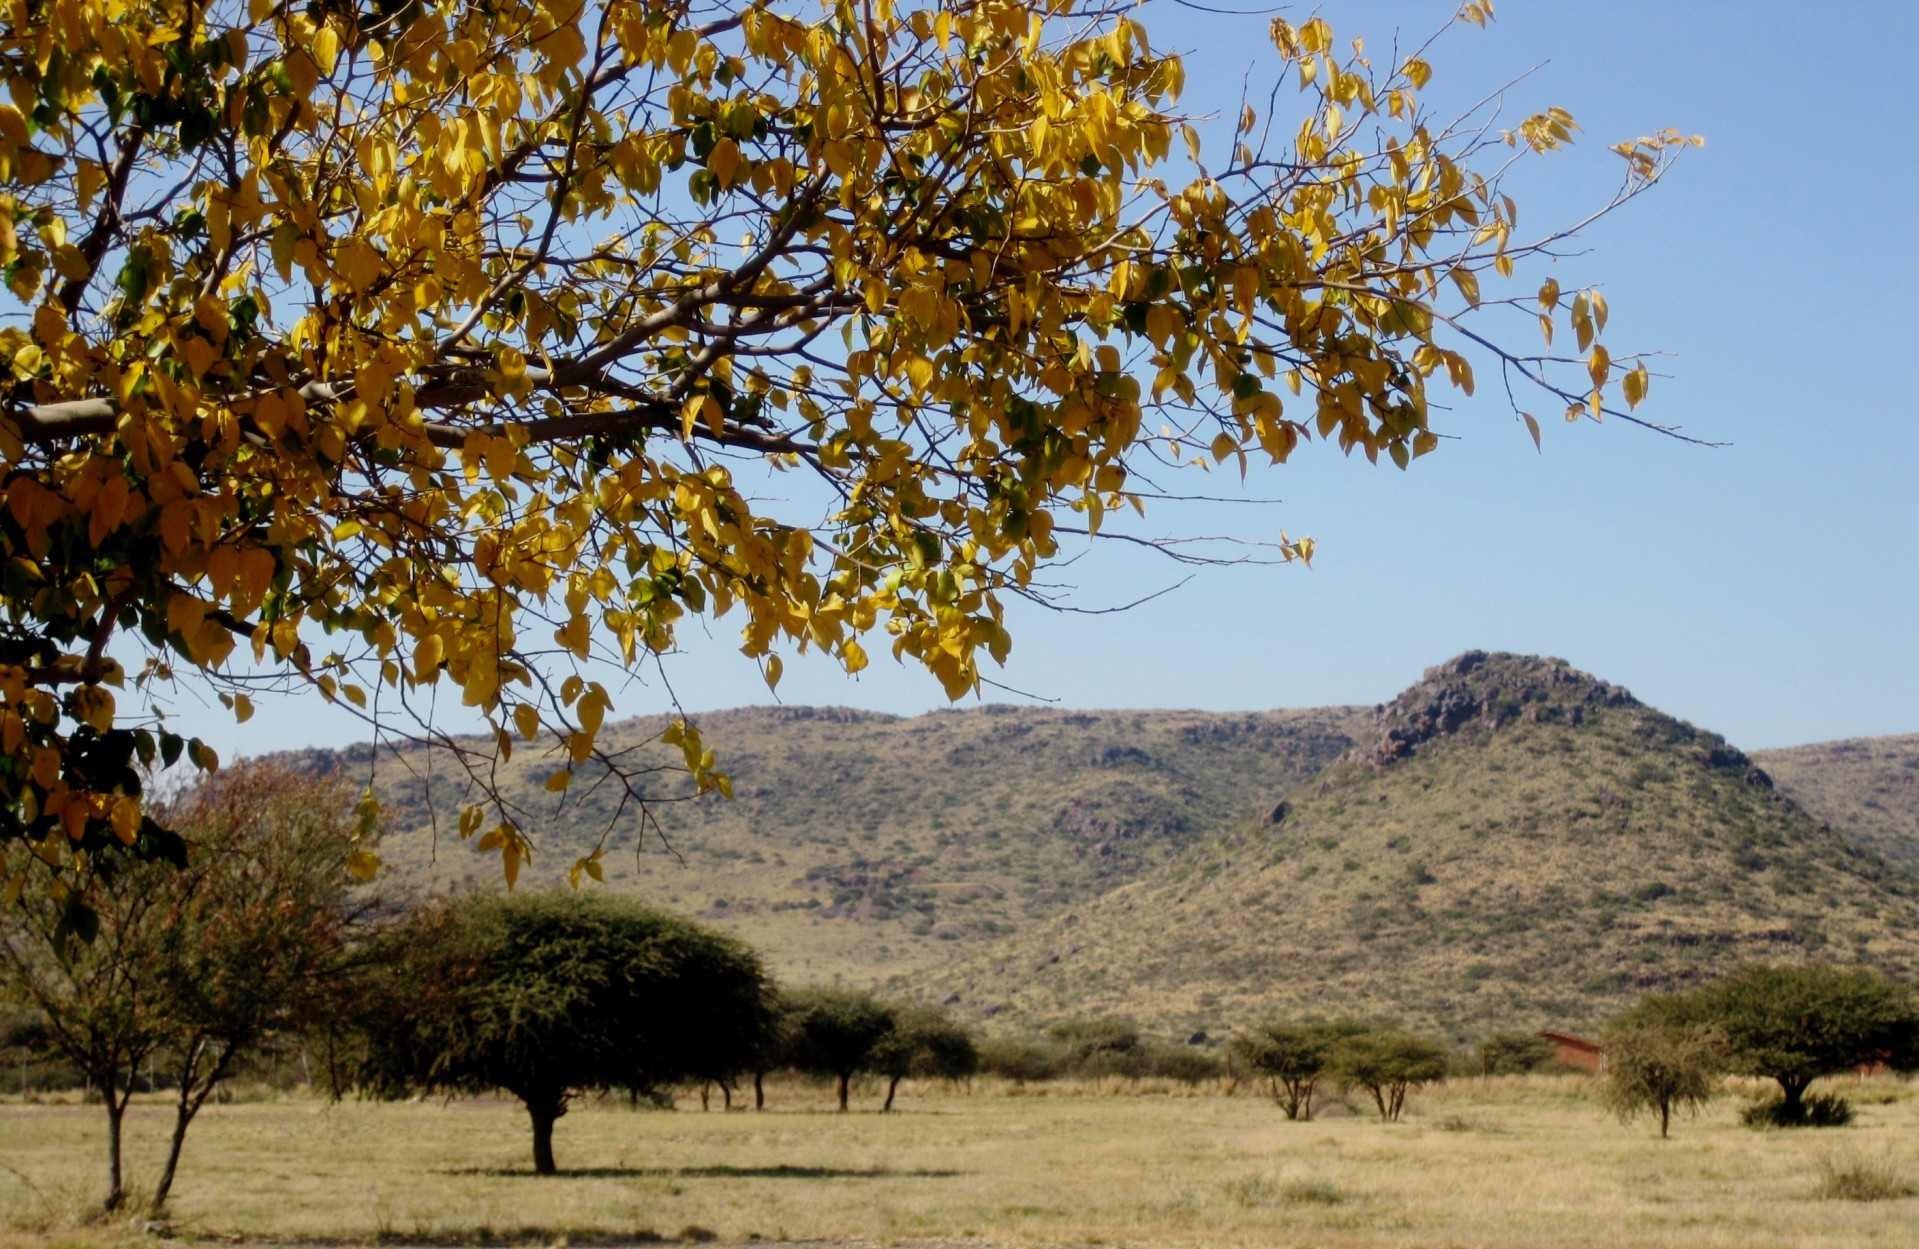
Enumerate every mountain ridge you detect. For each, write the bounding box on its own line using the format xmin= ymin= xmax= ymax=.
xmin=294 ymin=653 xmax=1919 ymax=1027
xmin=898 ymin=653 xmax=1919 ymax=1038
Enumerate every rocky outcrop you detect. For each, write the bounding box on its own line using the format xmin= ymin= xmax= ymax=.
xmin=1356 ymin=650 xmax=1639 ymax=767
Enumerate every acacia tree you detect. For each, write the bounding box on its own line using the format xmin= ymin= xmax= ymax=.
xmin=0 ymin=0 xmax=1696 ymax=891
xmin=1597 ymin=1012 xmax=1725 ymax=1139
xmin=780 ymin=985 xmax=893 ymax=1111
xmin=356 ymin=891 xmax=773 ymax=1173
xmin=1231 ymin=1021 xmax=1353 ymax=1120
xmin=869 ymin=1003 xmax=976 ymax=1111
xmin=1685 ymin=965 xmax=1919 ymax=1126
xmin=1476 ymin=1031 xmax=1553 ymax=1078
xmin=1328 ymin=1027 xmax=1448 ymax=1122
xmin=0 ymin=763 xmax=367 ymax=1212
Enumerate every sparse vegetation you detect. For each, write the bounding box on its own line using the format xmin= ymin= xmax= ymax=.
xmin=916 ymin=655 xmax=1919 ymax=1036
xmin=1755 ymin=734 xmax=1919 ymax=872
xmin=8 ymin=1076 xmax=1919 ymax=1248
xmin=1810 ymin=1150 xmax=1915 ymax=1202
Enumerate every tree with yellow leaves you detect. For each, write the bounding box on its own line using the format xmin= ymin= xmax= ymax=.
xmin=0 ymin=0 xmax=1695 ymax=895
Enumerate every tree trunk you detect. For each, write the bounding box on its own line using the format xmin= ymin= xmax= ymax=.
xmin=754 ymin=1070 xmax=765 ymax=1110
xmin=525 ymin=1092 xmax=567 ymax=1175
xmin=884 ymin=1075 xmax=900 ymax=1113
xmin=153 ymin=1037 xmax=236 ymax=1211
xmin=1658 ymin=1098 xmax=1671 ymax=1139
xmin=1779 ymin=1075 xmax=1809 ymax=1116
xmin=102 ymin=1077 xmax=127 ymax=1211
xmin=836 ymin=1072 xmax=850 ymax=1111
xmin=720 ymin=1079 xmax=733 ymax=1111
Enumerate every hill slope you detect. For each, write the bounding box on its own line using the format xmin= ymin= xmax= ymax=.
xmin=316 ymin=702 xmax=1369 ymax=984
xmin=907 ymin=653 xmax=1919 ymax=1039
xmin=1753 ymin=734 xmax=1919 ymax=871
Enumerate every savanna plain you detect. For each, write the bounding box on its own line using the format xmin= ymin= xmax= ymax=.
xmin=5 ymin=1075 xmax=1917 ymax=1249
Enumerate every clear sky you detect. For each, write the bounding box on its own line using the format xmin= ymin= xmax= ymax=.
xmin=169 ymin=0 xmax=1919 ymax=761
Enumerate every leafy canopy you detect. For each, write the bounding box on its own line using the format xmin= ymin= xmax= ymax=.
xmin=1681 ymin=965 xmax=1919 ymax=1100
xmin=0 ymin=0 xmax=1696 ymax=892
xmin=357 ymin=891 xmax=773 ymax=1103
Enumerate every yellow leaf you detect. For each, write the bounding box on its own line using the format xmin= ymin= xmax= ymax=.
xmin=1451 ymin=267 xmax=1480 ymax=308
xmin=544 ymin=769 xmax=571 ymax=792
xmin=710 ymin=137 xmax=740 ymax=187
xmin=346 ymin=850 xmax=381 ymax=881
xmin=311 ymin=26 xmax=340 ymax=77
xmin=501 ymin=834 xmax=523 ymax=889
xmin=1623 ymin=362 xmax=1650 ymax=410
xmin=1587 ymin=344 xmax=1611 ymax=390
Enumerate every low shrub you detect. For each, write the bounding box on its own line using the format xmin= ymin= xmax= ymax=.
xmin=1218 ymin=1174 xmax=1347 ymax=1208
xmin=1741 ymin=1092 xmax=1853 ymax=1129
xmin=1811 ymin=1152 xmax=1914 ymax=1201
xmin=1279 ymin=1178 xmax=1347 ymax=1206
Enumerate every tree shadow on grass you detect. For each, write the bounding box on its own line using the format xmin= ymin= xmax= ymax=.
xmin=447 ymin=1164 xmax=963 ymax=1179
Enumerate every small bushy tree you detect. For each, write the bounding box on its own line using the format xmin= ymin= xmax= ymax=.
xmin=0 ymin=764 xmax=369 ymax=1211
xmin=1231 ymin=1022 xmax=1353 ymax=1120
xmin=1328 ymin=1028 xmax=1449 ymax=1122
xmin=780 ymin=987 xmax=894 ymax=1111
xmin=870 ymin=1005 xmax=978 ymax=1112
xmin=1597 ymin=1014 xmax=1725 ymax=1139
xmin=356 ymin=893 xmax=772 ymax=1173
xmin=1047 ymin=1017 xmax=1141 ymax=1088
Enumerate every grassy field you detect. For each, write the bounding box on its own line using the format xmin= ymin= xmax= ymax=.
xmin=4 ymin=1076 xmax=1918 ymax=1249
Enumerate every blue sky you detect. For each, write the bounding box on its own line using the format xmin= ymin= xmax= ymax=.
xmin=173 ymin=0 xmax=1918 ymax=760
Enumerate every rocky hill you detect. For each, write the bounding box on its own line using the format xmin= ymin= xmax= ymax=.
xmin=1753 ymin=734 xmax=1919 ymax=871
xmin=905 ymin=653 xmax=1919 ymax=1039
xmin=322 ymin=702 xmax=1369 ymax=985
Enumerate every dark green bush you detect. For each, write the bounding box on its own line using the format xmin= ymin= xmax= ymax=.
xmin=978 ymin=1036 xmax=1067 ymax=1083
xmin=1742 ymin=1092 xmax=1853 ymax=1129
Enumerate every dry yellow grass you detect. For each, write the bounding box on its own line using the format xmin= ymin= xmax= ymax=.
xmin=4 ymin=1075 xmax=1918 ymax=1249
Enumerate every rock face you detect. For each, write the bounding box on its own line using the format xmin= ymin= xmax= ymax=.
xmin=1358 ymin=650 xmax=1639 ymax=767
